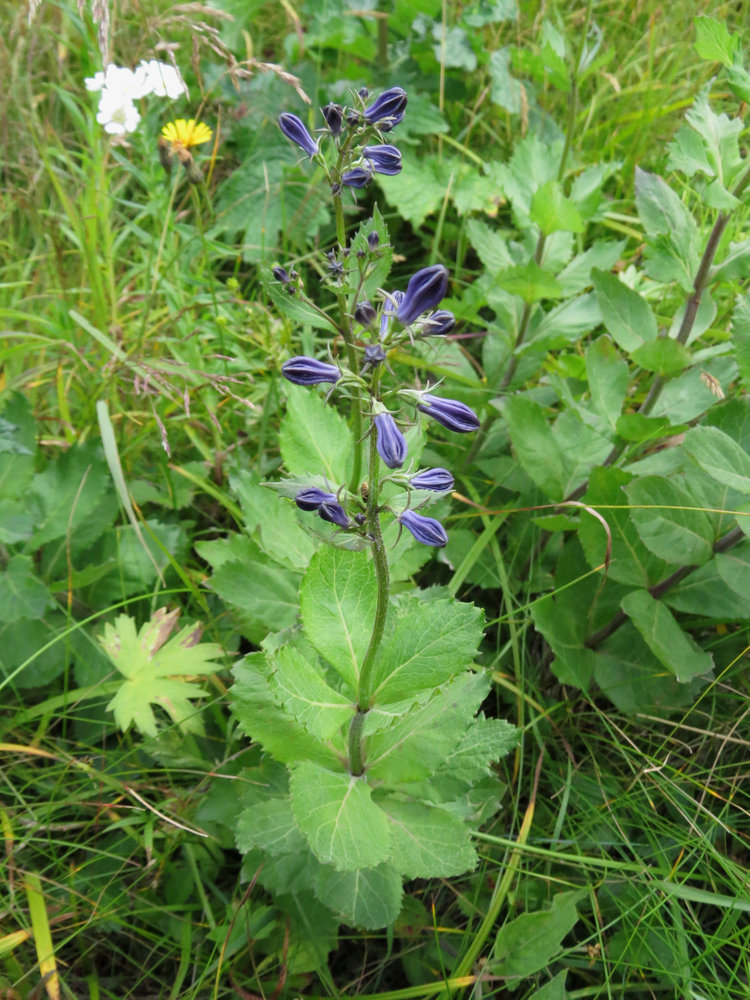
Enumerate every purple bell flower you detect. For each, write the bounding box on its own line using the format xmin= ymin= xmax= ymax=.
xmin=342 ymin=166 xmax=372 ymax=188
xmin=417 ymin=393 xmax=480 ymax=433
xmin=322 ymin=103 xmax=343 ymax=136
xmin=363 ymin=87 xmax=407 ymax=130
xmin=420 ymin=310 xmax=455 ymax=337
xmin=399 ymin=509 xmax=448 ymax=548
xmin=319 ymin=501 xmax=351 ymax=528
xmin=409 ymin=468 xmax=455 ymax=493
xmin=379 ymin=290 xmax=404 ymax=340
xmin=281 ymin=356 xmax=341 ymax=386
xmin=278 ymin=113 xmax=319 ymax=158
xmin=397 ymin=265 xmax=450 ymax=326
xmin=363 ymin=144 xmax=402 ymax=176
xmin=295 ymin=487 xmax=338 ymax=511
xmin=374 ymin=412 xmax=407 ymax=469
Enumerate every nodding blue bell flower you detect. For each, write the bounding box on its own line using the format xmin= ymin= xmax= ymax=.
xmin=417 ymin=393 xmax=480 ymax=433
xmin=342 ymin=165 xmax=372 ymax=188
xmin=374 ymin=411 xmax=407 ymax=469
xmin=397 ymin=265 xmax=450 ymax=326
xmin=272 ymin=266 xmax=291 ymax=284
xmin=319 ymin=501 xmax=352 ymax=528
xmin=295 ymin=487 xmax=337 ymax=511
xmin=363 ymin=87 xmax=407 ymax=130
xmin=322 ymin=102 xmax=343 ymax=136
xmin=399 ymin=508 xmax=448 ymax=547
xmin=420 ymin=310 xmax=456 ymax=337
xmin=278 ymin=112 xmax=319 ymax=158
xmin=281 ymin=356 xmax=341 ymax=386
xmin=409 ymin=468 xmax=455 ymax=493
xmin=363 ymin=144 xmax=402 ymax=176
xmin=354 ymin=300 xmax=377 ymax=328
xmin=379 ymin=290 xmax=404 ymax=340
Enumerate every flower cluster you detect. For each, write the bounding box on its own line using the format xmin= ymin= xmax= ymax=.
xmin=86 ymin=60 xmax=188 ymax=135
xmin=278 ymin=87 xmax=407 ymax=193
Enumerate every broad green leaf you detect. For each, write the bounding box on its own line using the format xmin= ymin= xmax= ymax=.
xmin=620 ymin=589 xmax=714 ymax=683
xmin=271 ymin=646 xmax=354 ymax=740
xmin=496 ymin=261 xmax=563 ymax=303
xmin=530 ymin=179 xmax=583 ymax=235
xmin=505 ymin=395 xmax=566 ymax=499
xmin=434 ymin=24 xmax=476 ymax=70
xmin=579 ymin=467 xmax=671 ymax=587
xmin=556 ymin=241 xmax=625 ymax=296
xmin=664 ymin=560 xmax=750 ymax=619
xmin=100 ymin=609 xmax=220 ymax=737
xmin=230 ymin=470 xmax=316 ymax=570
xmin=209 ymin=556 xmax=301 ymax=643
xmin=364 ymin=671 xmax=490 ymax=784
xmin=379 ymin=798 xmax=477 ymax=878
xmin=714 ymin=541 xmax=750 ymax=599
xmin=615 ymin=413 xmax=673 ymax=443
xmin=585 ymin=335 xmax=629 ymax=430
xmin=314 ymin=863 xmax=403 ymax=930
xmin=289 ymin=761 xmax=391 ymax=871
xmin=488 ymin=47 xmax=523 ymax=113
xmin=436 ymin=716 xmax=518 ymax=783
xmin=631 ymin=338 xmax=691 ymax=376
xmin=591 ymin=268 xmax=657 ymax=351
xmin=348 ymin=206 xmax=392 ymax=297
xmin=683 ymin=425 xmax=750 ymax=495
xmin=683 ymin=86 xmax=742 ymax=193
xmin=465 ymin=217 xmax=513 ymax=273
xmin=279 ymin=385 xmax=353 ymax=484
xmin=625 ymin=475 xmax=715 ymax=565
xmin=495 ymin=134 xmax=563 ymax=227
xmin=232 ymin=653 xmax=342 ymax=766
xmin=377 ymin=151 xmax=451 ymax=227
xmin=528 ymin=970 xmax=568 ymax=1000
xmin=236 ymin=797 xmax=306 ymax=856
xmin=569 ymin=163 xmax=622 ymax=221
xmin=0 ymin=556 xmax=50 ymax=623
xmin=694 ymin=16 xmax=739 ymax=66
xmin=261 ymin=267 xmax=338 ymax=332
xmin=492 ymin=891 xmax=584 ymax=977
xmin=731 ymin=294 xmax=750 ymax=394
xmin=532 ymin=595 xmax=599 ymax=690
xmin=368 ymin=596 xmax=483 ymax=705
xmin=635 ymin=168 xmax=698 ymax=242
xmin=527 ymin=292 xmax=600 ymax=350
xmin=727 ymin=63 xmax=750 ymax=104
xmin=709 ymin=238 xmax=750 ymax=283
xmin=300 ymin=547 xmax=376 ymax=690
xmin=0 ymin=393 xmax=36 ymax=502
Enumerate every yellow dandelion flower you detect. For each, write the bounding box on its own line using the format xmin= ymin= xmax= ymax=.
xmin=160 ymin=118 xmax=213 ymax=150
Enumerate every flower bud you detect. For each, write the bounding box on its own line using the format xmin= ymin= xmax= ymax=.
xmin=416 ymin=393 xmax=480 ymax=433
xmin=374 ymin=412 xmax=407 ymax=469
xmin=409 ymin=468 xmax=455 ymax=492
xmin=367 ymin=231 xmax=380 ymax=251
xmin=278 ymin=112 xmax=319 ymax=158
xmin=363 ymin=144 xmax=402 ymax=176
xmin=281 ymin=356 xmax=341 ymax=386
xmin=272 ymin=266 xmax=291 ymax=284
xmin=354 ymin=300 xmax=377 ymax=327
xmin=322 ymin=102 xmax=343 ymax=136
xmin=399 ymin=509 xmax=448 ymax=547
xmin=319 ymin=501 xmax=352 ymax=528
xmin=363 ymin=87 xmax=407 ymax=130
xmin=420 ymin=309 xmax=455 ymax=337
xmin=295 ymin=487 xmax=337 ymax=511
xmin=342 ymin=166 xmax=372 ymax=188
xmin=362 ymin=344 xmax=386 ymax=368
xmin=397 ymin=265 xmax=449 ymax=325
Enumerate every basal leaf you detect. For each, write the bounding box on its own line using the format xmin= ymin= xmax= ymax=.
xmin=683 ymin=425 xmax=750 ymax=495
xmin=379 ymin=798 xmax=477 ymax=878
xmin=271 ymin=646 xmax=354 ymax=740
xmin=368 ymin=596 xmax=483 ymax=705
xmin=300 ymin=547 xmax=376 ymax=690
xmin=625 ymin=475 xmax=715 ymax=565
xmin=0 ymin=556 xmax=50 ymax=623
xmin=591 ymin=268 xmax=657 ymax=351
xmin=436 ymin=716 xmax=519 ymax=783
xmin=236 ymin=797 xmax=306 ymax=856
xmin=314 ymin=863 xmax=403 ymax=930
xmin=505 ymin=395 xmax=566 ymax=499
xmin=620 ymin=589 xmax=714 ymax=683
xmin=714 ymin=541 xmax=750 ymax=599
xmin=585 ymin=335 xmax=629 ymax=430
xmin=279 ymin=385 xmax=353 ymax=484
xmin=208 ymin=555 xmax=301 ymax=643
xmin=491 ymin=890 xmax=585 ymax=977
xmin=289 ymin=761 xmax=391 ymax=871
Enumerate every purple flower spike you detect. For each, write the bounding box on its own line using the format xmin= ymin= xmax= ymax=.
xmin=417 ymin=393 xmax=480 ymax=433
xmin=363 ymin=87 xmax=407 ymax=130
xmin=342 ymin=166 xmax=372 ymax=188
xmin=363 ymin=144 xmax=402 ymax=175
xmin=409 ymin=468 xmax=455 ymax=493
xmin=278 ymin=113 xmax=319 ymax=158
xmin=374 ymin=412 xmax=407 ymax=469
xmin=397 ymin=265 xmax=450 ymax=326
xmin=281 ymin=356 xmax=341 ymax=386
xmin=295 ymin=487 xmax=337 ymax=511
xmin=420 ymin=310 xmax=456 ymax=337
xmin=319 ymin=501 xmax=352 ymax=528
xmin=399 ymin=509 xmax=448 ymax=548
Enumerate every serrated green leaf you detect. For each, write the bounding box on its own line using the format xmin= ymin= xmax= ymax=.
xmin=209 ymin=556 xmax=301 ymax=643
xmin=530 ymin=179 xmax=583 ymax=235
xmin=0 ymin=556 xmax=50 ymax=623
xmin=271 ymin=646 xmax=354 ymax=740
xmin=683 ymin=425 xmax=750 ymax=494
xmin=236 ymin=797 xmax=306 ymax=856
xmin=615 ymin=413 xmax=673 ymax=443
xmin=506 ymin=395 xmax=566 ymax=499
xmin=527 ymin=970 xmax=568 ymax=1000
xmin=300 ymin=547 xmax=376 ymax=690
xmin=694 ymin=16 xmax=739 ymax=66
xmin=532 ymin=595 xmax=599 ymax=690
xmin=279 ymin=385 xmax=353 ymax=484
xmin=379 ymin=798 xmax=477 ymax=878
xmin=368 ymin=596 xmax=483 ymax=705
xmin=635 ymin=168 xmax=698 ymax=240
xmin=731 ymin=294 xmax=750 ymax=393
xmin=437 ymin=716 xmax=518 ymax=782
xmin=231 ymin=653 xmax=343 ymax=767
xmin=495 ymin=134 xmax=563 ymax=227
xmin=620 ymin=589 xmax=714 ymax=683
xmin=625 ymin=475 xmax=715 ymax=565
xmin=465 ymin=217 xmax=513 ymax=273
xmin=101 ymin=609 xmax=219 ymax=736
xmin=631 ymin=337 xmax=691 ymax=375
xmin=591 ymin=268 xmax=657 ymax=351
xmin=556 ymin=241 xmax=625 ymax=296
xmin=727 ymin=63 xmax=750 ymax=103
xmin=376 ymin=151 xmax=451 ymax=227
xmin=496 ymin=261 xmax=563 ymax=303
xmin=230 ymin=470 xmax=316 ymax=570
xmin=492 ymin=891 xmax=585 ymax=977
xmin=684 ymin=86 xmax=742 ymax=190
xmin=314 ymin=863 xmax=403 ymax=930
xmin=364 ymin=671 xmax=490 ymax=784
xmin=714 ymin=541 xmax=750 ymax=599
xmin=586 ymin=335 xmax=629 ymax=430
xmin=289 ymin=761 xmax=391 ymax=871
xmin=488 ymin=47 xmax=523 ymax=113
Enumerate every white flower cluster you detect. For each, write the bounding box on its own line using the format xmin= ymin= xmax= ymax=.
xmin=86 ymin=60 xmax=188 ymax=135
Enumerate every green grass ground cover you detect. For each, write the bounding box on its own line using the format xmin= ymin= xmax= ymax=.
xmin=2 ymin=1 xmax=750 ymax=998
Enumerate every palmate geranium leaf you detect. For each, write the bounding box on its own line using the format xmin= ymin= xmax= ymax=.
xmin=100 ymin=609 xmax=223 ymax=737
